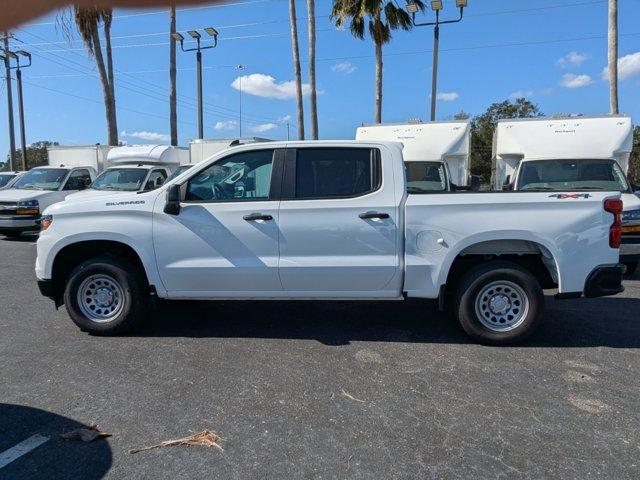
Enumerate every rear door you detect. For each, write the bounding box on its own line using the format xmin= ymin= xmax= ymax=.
xmin=277 ymin=146 xmax=401 ymax=297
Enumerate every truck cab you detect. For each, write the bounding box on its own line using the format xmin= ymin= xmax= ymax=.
xmin=0 ymin=171 xmax=24 ymax=190
xmin=0 ymin=165 xmax=96 ymax=237
xmin=492 ymin=115 xmax=640 ymax=274
xmin=355 ymin=120 xmax=477 ymax=192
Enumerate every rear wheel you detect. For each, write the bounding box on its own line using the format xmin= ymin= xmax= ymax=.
xmin=623 ymin=261 xmax=638 ymax=276
xmin=63 ymin=256 xmax=148 ymax=335
xmin=454 ymin=261 xmax=544 ymax=345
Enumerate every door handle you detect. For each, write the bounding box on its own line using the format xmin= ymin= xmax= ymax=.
xmin=243 ymin=213 xmax=273 ymax=221
xmin=359 ymin=212 xmax=390 ymax=220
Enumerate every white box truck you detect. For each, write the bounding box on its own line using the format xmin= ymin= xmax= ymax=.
xmin=189 ymin=138 xmax=272 ymax=164
xmin=47 ymin=145 xmax=113 ymax=172
xmin=492 ymin=115 xmax=639 ymax=274
xmin=355 ymin=120 xmax=476 ymax=192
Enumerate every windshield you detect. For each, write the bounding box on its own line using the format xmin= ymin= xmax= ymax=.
xmin=166 ymin=165 xmax=193 ymax=182
xmin=91 ymin=168 xmax=148 ymax=191
xmin=0 ymin=174 xmax=16 ymax=188
xmin=12 ymin=168 xmax=68 ymax=191
xmin=405 ymin=161 xmax=448 ymax=193
xmin=517 ymin=159 xmax=630 ymax=192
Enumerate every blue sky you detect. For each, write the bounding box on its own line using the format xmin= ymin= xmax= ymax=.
xmin=1 ymin=0 xmax=639 ymax=156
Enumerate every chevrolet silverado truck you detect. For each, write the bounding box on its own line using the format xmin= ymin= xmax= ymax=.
xmin=36 ymin=141 xmax=625 ymax=344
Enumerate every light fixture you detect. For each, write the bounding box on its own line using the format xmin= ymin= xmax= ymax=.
xmin=455 ymin=0 xmax=468 ymax=7
xmin=187 ymin=30 xmax=201 ymax=39
xmin=171 ymin=32 xmax=184 ymax=42
xmin=406 ymin=0 xmax=419 ymax=13
xmin=15 ymin=50 xmax=31 ymax=58
xmin=430 ymin=0 xmax=443 ymax=10
xmin=7 ymin=51 xmax=18 ymax=59
xmin=204 ymin=27 xmax=219 ymax=38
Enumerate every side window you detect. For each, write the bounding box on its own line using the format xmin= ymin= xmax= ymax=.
xmin=294 ymin=148 xmax=379 ymax=199
xmin=145 ymin=170 xmax=167 ymax=191
xmin=186 ymin=150 xmax=274 ymax=202
xmin=64 ymin=169 xmax=91 ymax=190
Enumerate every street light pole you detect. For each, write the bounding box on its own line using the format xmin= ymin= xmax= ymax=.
xmin=172 ymin=27 xmax=219 ymax=140
xmin=2 ymin=32 xmax=17 ymax=170
xmin=14 ymin=51 xmax=31 ymax=171
xmin=235 ymin=65 xmax=245 ymax=137
xmin=406 ymin=0 xmax=468 ymax=121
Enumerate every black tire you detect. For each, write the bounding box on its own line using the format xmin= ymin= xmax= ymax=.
xmin=2 ymin=231 xmax=22 ymax=238
xmin=454 ymin=261 xmax=544 ymax=345
xmin=623 ymin=261 xmax=638 ymax=276
xmin=63 ymin=255 xmax=148 ymax=335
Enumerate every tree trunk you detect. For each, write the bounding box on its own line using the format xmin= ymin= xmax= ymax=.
xmin=169 ymin=4 xmax=178 ymax=146
xmin=374 ymin=40 xmax=383 ymax=124
xmin=608 ymin=0 xmax=618 ymax=114
xmin=307 ymin=0 xmax=318 ymax=139
xmin=288 ymin=0 xmax=305 ymax=140
xmin=91 ymin=29 xmax=118 ymax=145
xmin=103 ymin=18 xmax=118 ymax=144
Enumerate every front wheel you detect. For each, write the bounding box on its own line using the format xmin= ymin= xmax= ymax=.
xmin=454 ymin=261 xmax=544 ymax=345
xmin=64 ymin=256 xmax=148 ymax=335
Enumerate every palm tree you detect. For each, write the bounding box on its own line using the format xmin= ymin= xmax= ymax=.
xmin=288 ymin=0 xmax=305 ymax=139
xmin=608 ymin=0 xmax=619 ymax=114
xmin=70 ymin=7 xmax=118 ymax=145
xmin=169 ymin=4 xmax=178 ymax=146
xmin=331 ymin=0 xmax=422 ymax=123
xmin=307 ymin=0 xmax=318 ymax=139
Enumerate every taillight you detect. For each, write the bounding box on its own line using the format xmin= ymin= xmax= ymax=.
xmin=604 ymin=199 xmax=623 ymax=248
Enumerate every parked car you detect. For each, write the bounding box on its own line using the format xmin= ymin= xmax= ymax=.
xmin=36 ymin=141 xmax=624 ymax=344
xmin=0 ymin=171 xmax=24 ymax=190
xmin=0 ymin=166 xmax=96 ymax=237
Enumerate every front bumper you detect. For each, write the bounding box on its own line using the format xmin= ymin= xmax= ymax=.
xmin=37 ymin=278 xmax=56 ymax=300
xmin=0 ymin=215 xmax=40 ymax=232
xmin=583 ymin=263 xmax=625 ymax=298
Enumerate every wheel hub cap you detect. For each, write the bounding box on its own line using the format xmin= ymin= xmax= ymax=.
xmin=474 ymin=280 xmax=530 ymax=332
xmin=77 ymin=274 xmax=125 ymax=323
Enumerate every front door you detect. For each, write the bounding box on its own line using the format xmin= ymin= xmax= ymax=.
xmin=277 ymin=147 xmax=401 ymax=297
xmin=153 ymin=148 xmax=283 ymax=297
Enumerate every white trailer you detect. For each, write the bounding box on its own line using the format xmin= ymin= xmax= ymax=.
xmin=47 ymin=145 xmax=113 ymax=172
xmin=355 ymin=120 xmax=472 ymax=190
xmin=189 ymin=138 xmax=272 ymax=164
xmin=492 ymin=115 xmax=639 ymax=273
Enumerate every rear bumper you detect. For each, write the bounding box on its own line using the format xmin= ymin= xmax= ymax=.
xmin=584 ymin=263 xmax=625 ymax=298
xmin=620 ymin=235 xmax=640 ymax=261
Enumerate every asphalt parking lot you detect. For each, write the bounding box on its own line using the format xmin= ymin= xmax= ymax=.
xmin=1 ymin=235 xmax=639 ymax=479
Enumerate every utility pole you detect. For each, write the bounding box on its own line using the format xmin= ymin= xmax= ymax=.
xmin=235 ymin=65 xmax=245 ymax=137
xmin=608 ymin=0 xmax=618 ymax=114
xmin=2 ymin=32 xmax=17 ymax=170
xmin=406 ymin=0 xmax=469 ymax=121
xmin=172 ymin=27 xmax=219 ymax=140
xmin=14 ymin=51 xmax=32 ymax=170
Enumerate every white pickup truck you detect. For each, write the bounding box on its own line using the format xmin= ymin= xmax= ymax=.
xmin=36 ymin=141 xmax=625 ymax=344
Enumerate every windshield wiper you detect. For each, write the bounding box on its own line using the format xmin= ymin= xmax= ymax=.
xmin=522 ymin=186 xmax=555 ymax=191
xmin=572 ymin=186 xmax=605 ymax=190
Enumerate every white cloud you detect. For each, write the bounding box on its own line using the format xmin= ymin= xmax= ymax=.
xmin=556 ymin=51 xmax=587 ymax=68
xmin=509 ymin=90 xmax=534 ymax=99
xmin=231 ymin=73 xmax=311 ymax=100
xmin=560 ymin=73 xmax=594 ymax=89
xmin=277 ymin=114 xmax=292 ymax=123
xmin=250 ymin=123 xmax=278 ymax=133
xmin=121 ymin=130 xmax=170 ymax=142
xmin=601 ymin=51 xmax=640 ymax=81
xmin=435 ymin=92 xmax=459 ymax=101
xmin=331 ymin=61 xmax=356 ymax=75
xmin=214 ymin=120 xmax=238 ymax=131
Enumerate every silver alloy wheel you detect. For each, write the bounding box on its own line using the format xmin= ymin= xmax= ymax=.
xmin=77 ymin=274 xmax=125 ymax=323
xmin=474 ymin=280 xmax=529 ymax=332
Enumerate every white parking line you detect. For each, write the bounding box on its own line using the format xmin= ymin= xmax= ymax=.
xmin=0 ymin=434 xmax=50 ymax=470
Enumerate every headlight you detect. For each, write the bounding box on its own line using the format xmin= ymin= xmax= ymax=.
xmin=621 ymin=209 xmax=640 ymax=222
xmin=40 ymin=214 xmax=53 ymax=232
xmin=16 ymin=199 xmax=40 ymax=216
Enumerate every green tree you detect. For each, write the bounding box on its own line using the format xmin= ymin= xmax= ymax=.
xmin=4 ymin=141 xmax=59 ymax=171
xmin=470 ymin=98 xmax=543 ymax=181
xmin=331 ymin=0 xmax=424 ymax=123
xmin=629 ymin=125 xmax=640 ymax=186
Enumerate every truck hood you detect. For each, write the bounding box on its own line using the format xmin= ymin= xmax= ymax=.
xmin=0 ymin=188 xmax=59 ymax=203
xmin=65 ymin=189 xmax=136 ymax=201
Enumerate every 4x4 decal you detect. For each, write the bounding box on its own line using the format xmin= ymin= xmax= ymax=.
xmin=548 ymin=193 xmax=591 ymax=199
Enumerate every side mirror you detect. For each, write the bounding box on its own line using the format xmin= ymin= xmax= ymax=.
xmin=82 ymin=178 xmax=92 ymax=189
xmin=469 ymin=175 xmax=481 ymax=191
xmin=164 ymin=184 xmax=181 ymax=215
xmin=156 ymin=177 xmax=165 ymax=187
xmin=502 ymin=175 xmax=513 ymax=191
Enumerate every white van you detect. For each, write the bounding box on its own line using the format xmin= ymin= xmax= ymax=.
xmin=355 ymin=120 xmax=476 ymax=192
xmin=492 ymin=115 xmax=639 ymax=273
